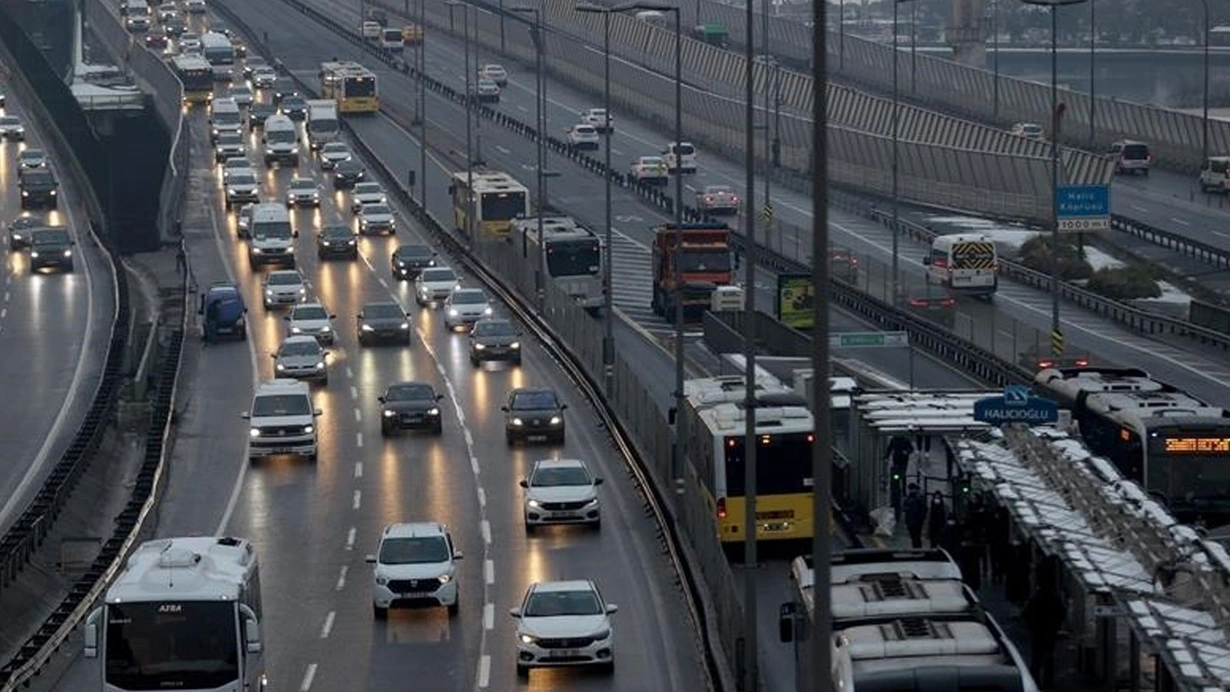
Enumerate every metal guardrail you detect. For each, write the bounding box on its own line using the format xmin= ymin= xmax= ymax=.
xmin=1110 ymin=213 xmax=1230 ymax=275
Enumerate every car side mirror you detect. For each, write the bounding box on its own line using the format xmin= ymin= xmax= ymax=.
xmin=365 ymin=554 xmax=376 ymax=563
xmin=500 ymin=405 xmax=509 ymax=411
xmin=519 ymin=479 xmax=528 ymax=488
xmin=241 ymin=412 xmax=251 ymax=419
xmin=594 ymin=478 xmax=604 ymax=486
xmin=270 ymin=353 xmax=277 ymax=359
xmin=330 ymin=314 xmax=337 ymax=319
xmin=243 ymin=613 xmax=262 ymax=654
xmin=83 ymin=608 xmax=102 ymax=658
xmin=922 ymin=257 xmax=931 ymax=266
xmin=508 ymin=608 xmax=522 ymax=618
xmin=560 ymin=404 xmax=569 ymax=410
xmin=436 ymin=394 xmax=444 ymax=400
xmin=293 ymin=230 xmax=300 ymax=238
xmin=779 ymin=602 xmax=798 ymax=642
xmin=283 ymin=315 xmax=291 ymax=321
xmin=314 ymin=408 xmax=323 ymax=416
xmin=605 ymin=604 xmax=619 ymax=614
xmin=377 ymin=396 xmax=385 ymax=403
xmin=452 ymin=551 xmax=464 ymax=560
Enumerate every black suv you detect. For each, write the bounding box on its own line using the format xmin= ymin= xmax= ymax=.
xmin=28 ymin=227 xmax=74 ymax=273
xmin=279 ymin=96 xmax=308 ymax=121
xmin=7 ymin=215 xmax=43 ymax=251
xmin=357 ymin=301 xmax=412 ymax=346
xmin=469 ymin=318 xmax=521 ymax=366
xmin=273 ymin=78 xmax=299 ymax=105
xmin=249 ymin=103 xmax=276 ymax=131
xmin=502 ymin=387 xmax=566 ymax=445
xmin=19 ymin=169 xmax=58 ymax=210
xmin=333 ymin=159 xmax=366 ymax=189
xmin=317 ymin=224 xmax=359 ymax=260
xmin=391 ymin=244 xmax=438 ymax=280
xmin=378 ymin=381 xmax=445 ymax=436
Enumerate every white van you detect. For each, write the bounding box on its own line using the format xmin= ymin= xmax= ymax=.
xmin=663 ymin=141 xmax=696 ymax=174
xmin=1199 ymin=156 xmax=1230 ymax=193
xmin=305 ymin=99 xmax=340 ymax=150
xmin=923 ymin=233 xmax=998 ymax=297
xmin=262 ymin=114 xmax=300 ymax=166
xmin=247 ymin=203 xmax=296 ymax=269
xmin=243 ymin=379 xmax=320 ymax=462
xmin=124 ymin=0 xmax=151 ymax=31
xmin=209 ymin=97 xmax=242 ymax=142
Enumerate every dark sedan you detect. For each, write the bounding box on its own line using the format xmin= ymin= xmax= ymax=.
xmin=8 ymin=215 xmax=44 ymax=251
xmin=28 ymin=227 xmax=74 ymax=273
xmin=379 ymin=381 xmax=444 ymax=436
xmin=279 ymin=96 xmax=308 ymax=121
xmin=317 ymin=224 xmax=358 ymax=260
xmin=333 ymin=159 xmax=366 ymax=189
xmin=469 ymin=318 xmax=521 ymax=366
xmin=357 ymin=301 xmax=412 ymax=346
xmin=391 ymin=244 xmax=438 ymax=281
xmin=503 ymin=387 xmax=566 ymax=445
xmin=249 ymin=103 xmax=276 ymax=131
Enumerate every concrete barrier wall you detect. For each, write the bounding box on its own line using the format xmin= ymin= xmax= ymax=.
xmin=679 ymin=0 xmax=1228 ymax=172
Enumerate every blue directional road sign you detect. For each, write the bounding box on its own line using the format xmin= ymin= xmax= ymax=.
xmin=973 ymin=385 xmax=1060 ymax=426
xmin=1056 ymin=184 xmax=1111 ymax=233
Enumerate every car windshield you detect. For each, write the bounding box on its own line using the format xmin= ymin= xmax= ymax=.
xmin=397 ymin=245 xmax=432 ymax=258
xmin=32 ymin=229 xmax=70 ymax=245
xmin=1122 ymin=144 xmax=1149 ymax=159
xmin=323 ymin=144 xmax=347 ymax=154
xmin=280 ymin=341 xmax=320 ymax=357
xmin=574 ymin=126 xmax=595 ymax=135
xmin=365 ymin=303 xmax=404 ymax=318
xmin=672 ymin=143 xmax=695 ymax=155
xmin=20 ymin=150 xmax=43 ymax=160
xmin=229 ymin=173 xmax=256 ymax=186
xmin=283 ymin=98 xmax=305 ymax=109
xmin=473 ymin=320 xmax=513 ymax=337
xmin=322 ymin=226 xmax=351 ymax=238
xmin=251 ymin=394 xmax=312 ymax=416
xmin=451 ymin=290 xmax=486 ymax=304
xmin=225 ymin=159 xmax=250 ymax=170
xmin=268 ymin=273 xmax=301 ymax=285
xmin=705 ymin=186 xmax=731 ymax=195
xmin=525 ymin=589 xmax=602 ymax=617
xmin=421 ymin=268 xmax=456 ymax=283
xmin=511 ymin=391 xmax=558 ymax=410
xmin=379 ymin=536 xmax=450 ymax=564
xmin=641 ymin=157 xmax=664 ymax=166
xmin=291 ymin=182 xmax=315 ymax=193
xmin=231 ymin=87 xmax=250 ymax=96
xmin=0 ymin=117 xmax=19 ymax=126
xmin=292 ymin=306 xmax=327 ymax=320
xmin=386 ymin=383 xmax=435 ymax=402
xmin=218 ymin=133 xmax=242 ymax=145
xmin=531 ymin=465 xmax=591 ymax=487
xmin=337 ymin=161 xmax=363 ymax=173
xmin=363 ymin=204 xmax=390 ymax=216
xmin=355 ymin=183 xmax=382 ymax=195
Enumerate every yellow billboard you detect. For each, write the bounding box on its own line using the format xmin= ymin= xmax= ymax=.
xmin=777 ymin=274 xmax=814 ymax=330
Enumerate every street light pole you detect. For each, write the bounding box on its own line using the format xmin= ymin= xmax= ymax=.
xmin=891 ymin=0 xmax=914 ymax=305
xmin=419 ymin=0 xmax=427 ymax=208
xmin=1203 ymin=0 xmax=1210 ymax=163
xmin=447 ymin=1 xmax=476 ymax=240
xmin=910 ymin=0 xmax=917 ymax=92
xmin=1088 ymin=0 xmax=1096 ymax=146
xmin=512 ymin=6 xmax=547 ymax=307
xmin=992 ymin=0 xmax=1000 ymax=120
xmin=839 ymin=0 xmax=844 ymax=70
xmin=742 ymin=0 xmax=760 ymax=686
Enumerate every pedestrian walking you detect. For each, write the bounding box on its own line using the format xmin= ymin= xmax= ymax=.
xmin=1022 ymin=578 xmax=1067 ymax=689
xmin=927 ymin=491 xmax=947 ymax=549
xmin=204 ymin=299 xmax=219 ymax=344
xmin=903 ymin=484 xmax=927 ymax=549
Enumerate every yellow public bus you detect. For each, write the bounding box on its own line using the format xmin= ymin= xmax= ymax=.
xmin=681 ymin=373 xmax=817 ymax=546
xmin=449 ymin=169 xmax=530 ymax=240
xmin=173 ymin=55 xmax=214 ymax=105
xmin=318 ymin=61 xmax=379 ymax=114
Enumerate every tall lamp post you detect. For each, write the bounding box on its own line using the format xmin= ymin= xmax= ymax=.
xmin=447 ymin=0 xmax=476 ymax=241
xmin=890 ymin=0 xmax=915 ymax=305
xmin=510 ymin=5 xmax=548 ymax=307
xmin=742 ymin=0 xmax=760 ymax=686
xmin=1088 ymin=0 xmax=1096 ymax=146
xmin=418 ymin=0 xmax=428 ymax=207
xmin=1022 ymin=0 xmax=1088 ymax=357
xmin=575 ymin=2 xmax=618 ymax=391
xmin=991 ymin=0 xmax=1000 ymax=120
xmin=1202 ymin=0 xmax=1211 ymax=163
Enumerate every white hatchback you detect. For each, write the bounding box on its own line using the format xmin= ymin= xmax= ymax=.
xmin=262 ymin=269 xmax=307 ymax=309
xmin=442 ymin=287 xmax=493 ymax=330
xmin=415 ymin=266 xmax=460 ymax=306
xmin=520 ymin=459 xmax=602 ymax=531
xmin=285 ymin=302 xmax=336 ymax=344
xmin=367 ymin=522 xmax=462 ymax=618
xmin=566 ymin=124 xmax=600 ymax=150
xmin=510 ymin=580 xmax=617 ymax=676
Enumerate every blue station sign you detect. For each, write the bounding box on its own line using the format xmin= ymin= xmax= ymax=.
xmin=973 ymin=385 xmax=1060 ymax=426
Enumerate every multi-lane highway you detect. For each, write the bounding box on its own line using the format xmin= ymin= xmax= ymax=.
xmin=0 ymin=80 xmax=114 ymax=538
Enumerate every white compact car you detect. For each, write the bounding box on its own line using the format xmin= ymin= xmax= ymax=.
xmin=415 ymin=266 xmax=460 ymax=306
xmin=629 ymin=156 xmax=668 ymax=185
xmin=251 ymin=67 xmax=277 ymax=89
xmin=18 ymin=148 xmax=47 ymax=169
xmin=243 ymin=378 xmax=320 ymax=462
xmin=579 ymin=107 xmax=612 ymax=132
xmin=318 ymin=142 xmax=352 ymax=170
xmin=273 ymin=335 xmax=329 ymax=384
xmin=442 ymin=287 xmax=493 ymax=330
xmin=285 ymin=302 xmax=335 ymax=344
xmin=286 ymin=177 xmax=321 ymax=208
xmin=357 ymin=202 xmax=396 ymax=235
xmin=520 ymin=459 xmax=602 ymax=531
xmin=510 ymin=580 xmax=617 ymax=676
xmin=350 ymin=181 xmax=387 ymax=212
xmin=367 ymin=522 xmax=462 ymax=618
xmin=221 ymin=157 xmax=254 ymax=185
xmin=262 ymin=269 xmax=307 ymax=309
xmin=566 ymin=124 xmax=600 ymax=150
xmin=479 ymin=63 xmax=508 ymax=86
xmin=229 ymin=85 xmax=254 ymax=107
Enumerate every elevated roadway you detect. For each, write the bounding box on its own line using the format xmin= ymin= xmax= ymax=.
xmin=0 ymin=77 xmax=115 ymax=539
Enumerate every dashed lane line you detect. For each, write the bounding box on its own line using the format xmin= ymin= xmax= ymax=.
xmin=345 ymin=526 xmax=356 ymax=550
xmin=354 ymin=461 xmax=363 ymax=478
xmin=352 ymin=490 xmax=362 ymax=510
xmin=299 ymin=663 xmax=317 ymax=692
xmin=320 ymin=611 xmax=335 ymax=638
xmin=336 ymin=565 xmax=348 ymax=591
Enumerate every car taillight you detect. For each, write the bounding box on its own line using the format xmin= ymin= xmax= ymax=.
xmin=908 ymin=299 xmax=927 ymax=307
xmin=705 ymin=196 xmax=714 ymax=202
xmin=1075 ymin=358 xmax=1089 ymax=366
xmin=940 ymin=298 xmax=956 ymax=307
xmin=1037 ymin=359 xmax=1054 ymax=369
xmin=716 ymin=497 xmax=727 ymax=520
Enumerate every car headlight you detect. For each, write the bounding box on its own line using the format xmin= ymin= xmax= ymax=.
xmin=48 ymin=190 xmax=55 ymax=195
xmin=549 ymin=416 xmax=562 ymax=425
xmin=510 ymin=342 xmax=520 ymax=349
xmin=396 ymin=260 xmax=406 ymax=267
xmin=276 ymin=363 xmax=286 ymax=371
xmin=447 ymin=308 xmax=458 ymax=317
xmin=321 ymin=241 xmax=331 ymax=246
xmin=63 ymin=250 xmax=71 ymax=257
xmin=314 ymin=362 xmax=325 ymax=370
xmin=320 ymin=325 xmax=331 ymax=332
xmin=347 ymin=240 xmax=355 ymax=245
xmin=382 ymin=409 xmax=396 ymax=417
xmin=591 ymin=628 xmax=611 ymax=640
xmin=29 ymin=251 xmax=38 ymax=258
xmin=265 ymin=289 xmax=274 ymax=295
xmin=251 ymin=247 xmax=262 ymax=253
xmin=399 ymin=322 xmax=410 ymax=330
xmin=298 ymin=287 xmax=306 ymax=294
xmin=511 ymin=418 xmax=523 ymax=426
xmin=437 ymin=574 xmax=452 ymax=584
xmin=519 ymin=634 xmax=537 ymax=644
xmin=249 ymin=427 xmax=261 ymax=438
xmin=474 ymin=343 xmax=485 ymax=350
xmin=11 ymin=234 xmax=21 ymax=240
xmin=361 ymin=324 xmax=374 ymax=332
xmin=427 ymin=407 xmax=440 ymax=416
xmin=290 ymin=326 xmax=302 ymax=333
xmin=375 ymin=575 xmax=388 ymax=586
xmin=483 ymin=307 xmax=493 ymax=315
xmin=303 ymin=425 xmax=314 ymax=434
xmin=527 ymin=499 xmax=541 ymax=508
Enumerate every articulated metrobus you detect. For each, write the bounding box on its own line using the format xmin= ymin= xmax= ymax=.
xmin=173 ymin=55 xmax=215 ymax=104
xmin=84 ymin=537 xmax=267 ymax=692
xmin=450 ymin=169 xmax=530 ymax=240
xmin=511 ymin=215 xmax=604 ymax=309
xmin=318 ymin=60 xmax=379 ymax=113
xmin=680 ymin=374 xmax=816 ymax=544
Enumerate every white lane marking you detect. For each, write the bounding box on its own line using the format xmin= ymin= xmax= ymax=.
xmin=320 ymin=611 xmax=335 ymax=638
xmin=1131 ymin=204 xmax=1149 ymax=212
xmin=470 ymin=456 xmax=479 ymax=474
xmin=477 ymin=487 xmax=486 ymax=508
xmin=480 ymin=520 xmax=491 ymax=544
xmin=346 ymin=526 xmax=356 ymax=550
xmin=1 ymin=308 xmax=6 ymax=320
xmin=495 ymin=144 xmax=510 ymax=154
xmin=350 ymin=385 xmax=358 ymax=399
xmin=356 ymin=432 xmax=364 ymax=448
xmin=483 ymin=602 xmax=494 ymax=630
xmin=1213 ymin=230 xmax=1230 ymax=239
xmin=1170 ymin=217 xmax=1191 ymax=226
xmin=484 ymin=559 xmax=494 ymax=585
xmin=353 ymin=407 xmax=362 ymax=422
xmin=336 ymin=565 xmax=348 ymax=591
xmin=377 ymin=277 xmax=389 ymax=289
xmin=299 ymin=664 xmax=317 ymax=691
xmin=463 ymin=429 xmax=474 ymax=448
xmin=354 ymin=461 xmax=363 ymax=478
xmin=477 ymin=655 xmax=491 ymax=689
xmin=516 ymin=105 xmax=528 ymax=112
xmin=353 ymin=489 xmax=362 ymax=510
xmin=345 ymin=365 xmax=354 ymax=378
xmin=3 ymin=291 xmax=8 ymax=301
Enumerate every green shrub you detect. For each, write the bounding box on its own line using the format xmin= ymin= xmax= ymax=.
xmin=1086 ymin=266 xmax=1162 ymax=300
xmin=1018 ymin=235 xmax=1093 ymax=281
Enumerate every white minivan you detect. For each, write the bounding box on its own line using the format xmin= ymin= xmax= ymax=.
xmin=663 ymin=141 xmax=696 ymax=174
xmin=262 ymin=114 xmax=300 ymax=167
xmin=248 ymin=203 xmax=296 ymax=269
xmin=243 ymin=379 xmax=320 ymax=462
xmin=1199 ymin=156 xmax=1230 ymax=193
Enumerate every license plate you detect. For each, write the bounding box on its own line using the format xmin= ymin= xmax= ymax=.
xmin=400 ymin=592 xmax=433 ymax=599
xmin=550 ymin=650 xmax=580 ymax=658
xmin=269 ymin=447 xmax=297 ymax=454
xmin=402 ymin=416 xmax=423 ymax=423
xmin=527 ymin=434 xmax=548 ymax=441
xmin=549 ymin=512 xmax=580 ymax=519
